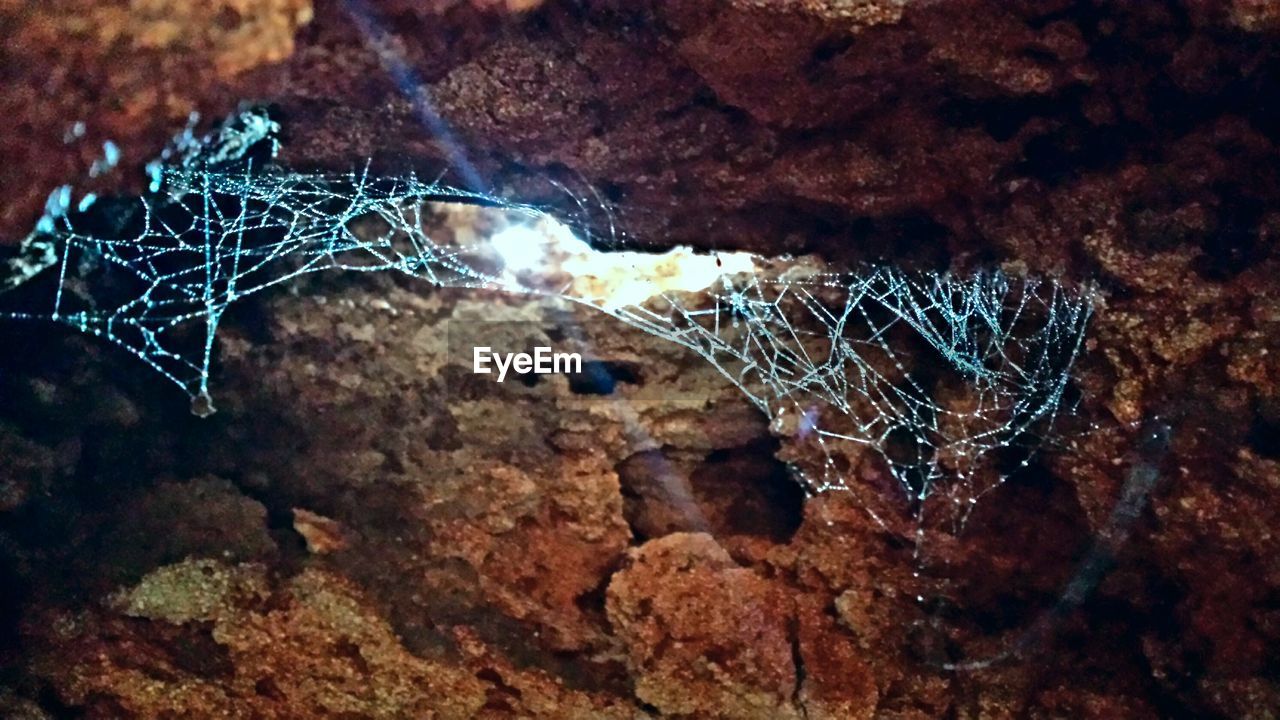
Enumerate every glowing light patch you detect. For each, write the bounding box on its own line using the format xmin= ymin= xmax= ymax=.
xmin=490 ymin=224 xmax=547 ymax=273
xmin=563 ymin=246 xmax=757 ymax=309
xmin=487 ymin=214 xmax=757 ymax=309
xmin=489 ymin=217 xmax=594 ymax=275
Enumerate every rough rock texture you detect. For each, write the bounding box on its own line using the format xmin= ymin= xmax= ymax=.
xmin=0 ymin=0 xmax=313 ymax=239
xmin=26 ymin=558 xmax=623 ymax=718
xmin=606 ymin=533 xmax=798 ymax=719
xmin=3 ymin=0 xmax=1280 ymax=718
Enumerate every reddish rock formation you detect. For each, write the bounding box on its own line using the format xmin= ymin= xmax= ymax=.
xmin=606 ymin=532 xmax=798 ymax=718
xmin=2 ymin=1 xmax=1280 ymax=718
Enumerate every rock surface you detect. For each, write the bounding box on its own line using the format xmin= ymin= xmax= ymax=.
xmin=2 ymin=1 xmax=1280 ymax=718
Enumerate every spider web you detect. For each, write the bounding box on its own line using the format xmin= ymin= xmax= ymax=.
xmin=600 ymin=264 xmax=1091 ymax=529
xmin=2 ymin=165 xmax=547 ymax=416
xmin=0 ymin=154 xmax=1092 ymax=533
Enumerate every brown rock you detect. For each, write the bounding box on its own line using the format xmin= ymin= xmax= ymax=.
xmin=607 ymin=532 xmax=799 ymax=719
xmin=4 ymin=0 xmax=1280 ymax=717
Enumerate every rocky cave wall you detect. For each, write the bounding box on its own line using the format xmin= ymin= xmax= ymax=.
xmin=2 ymin=1 xmax=1280 ymax=718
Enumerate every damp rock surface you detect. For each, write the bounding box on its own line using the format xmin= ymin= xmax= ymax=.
xmin=2 ymin=1 xmax=1280 ymax=718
